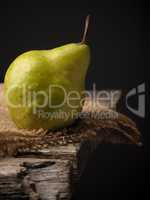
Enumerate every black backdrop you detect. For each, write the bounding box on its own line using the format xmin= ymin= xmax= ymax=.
xmin=0 ymin=1 xmax=149 ymax=199
xmin=0 ymin=0 xmax=148 ymax=89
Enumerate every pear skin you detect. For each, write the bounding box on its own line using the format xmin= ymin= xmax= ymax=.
xmin=4 ymin=43 xmax=90 ymax=129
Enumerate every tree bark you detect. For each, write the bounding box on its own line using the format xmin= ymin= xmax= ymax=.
xmin=0 ymin=84 xmax=141 ymax=199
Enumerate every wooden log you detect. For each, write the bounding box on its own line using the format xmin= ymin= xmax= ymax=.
xmin=0 ymin=158 xmax=70 ymax=200
xmin=0 ymin=84 xmax=141 ymax=199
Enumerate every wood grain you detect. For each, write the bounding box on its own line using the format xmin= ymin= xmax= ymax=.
xmin=0 ymin=84 xmax=141 ymax=199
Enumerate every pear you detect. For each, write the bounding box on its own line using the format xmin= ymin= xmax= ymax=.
xmin=4 ymin=16 xmax=90 ymax=130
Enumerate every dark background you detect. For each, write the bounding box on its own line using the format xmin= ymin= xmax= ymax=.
xmin=0 ymin=0 xmax=149 ymax=199
xmin=0 ymin=0 xmax=148 ymax=88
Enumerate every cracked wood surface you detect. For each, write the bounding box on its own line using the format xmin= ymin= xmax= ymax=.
xmin=0 ymin=84 xmax=141 ymax=199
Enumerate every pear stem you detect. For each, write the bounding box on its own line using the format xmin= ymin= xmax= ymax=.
xmin=81 ymin=15 xmax=90 ymax=44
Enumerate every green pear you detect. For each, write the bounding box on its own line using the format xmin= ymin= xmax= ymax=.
xmin=4 ymin=17 xmax=90 ymax=130
xmin=4 ymin=44 xmax=90 ymax=130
